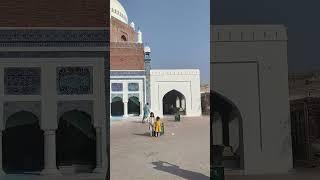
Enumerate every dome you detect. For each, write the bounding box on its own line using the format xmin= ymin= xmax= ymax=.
xmin=110 ymin=0 xmax=128 ymax=24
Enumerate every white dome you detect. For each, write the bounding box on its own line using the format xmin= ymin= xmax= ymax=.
xmin=110 ymin=0 xmax=128 ymax=24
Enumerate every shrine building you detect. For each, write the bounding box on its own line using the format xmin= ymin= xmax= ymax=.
xmin=110 ymin=0 xmax=202 ymax=119
xmin=0 ymin=0 xmax=108 ymax=177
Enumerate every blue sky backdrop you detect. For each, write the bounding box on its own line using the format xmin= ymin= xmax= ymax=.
xmin=212 ymin=0 xmax=320 ymax=73
xmin=121 ymin=0 xmax=210 ymax=84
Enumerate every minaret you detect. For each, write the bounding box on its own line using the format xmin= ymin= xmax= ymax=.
xmin=137 ymin=29 xmax=143 ymax=44
xmin=144 ymin=46 xmax=151 ymax=105
xmin=130 ymin=22 xmax=135 ymax=30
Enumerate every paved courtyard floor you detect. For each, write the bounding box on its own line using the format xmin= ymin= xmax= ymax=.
xmin=0 ymin=173 xmax=105 ymax=180
xmin=110 ymin=116 xmax=210 ymax=180
xmin=225 ymin=168 xmax=320 ymax=180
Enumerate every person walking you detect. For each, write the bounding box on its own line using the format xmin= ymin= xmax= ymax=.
xmin=154 ymin=116 xmax=162 ymax=137
xmin=142 ymin=103 xmax=150 ymax=123
xmin=148 ymin=112 xmax=155 ymax=136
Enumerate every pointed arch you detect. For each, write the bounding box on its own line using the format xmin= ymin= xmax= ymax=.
xmin=211 ymin=90 xmax=244 ymax=170
xmin=3 ymin=111 xmax=44 ymax=173
xmin=162 ymin=89 xmax=186 ymax=115
xmin=111 ymin=96 xmax=124 ymax=116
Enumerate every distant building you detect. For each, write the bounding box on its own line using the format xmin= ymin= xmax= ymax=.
xmin=201 ymin=84 xmax=210 ymax=115
xmin=289 ymin=72 xmax=320 ymax=99
xmin=0 ymin=0 xmax=108 ymax=176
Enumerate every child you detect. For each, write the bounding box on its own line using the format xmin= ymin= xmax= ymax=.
xmin=154 ymin=116 xmax=162 ymax=137
xmin=148 ymin=112 xmax=155 ymax=137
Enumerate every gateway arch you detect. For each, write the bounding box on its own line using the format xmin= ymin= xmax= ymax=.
xmin=211 ymin=25 xmax=293 ymax=174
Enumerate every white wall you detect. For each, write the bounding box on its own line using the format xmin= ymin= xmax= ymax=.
xmin=0 ymin=57 xmax=107 ymax=174
xmin=211 ymin=25 xmax=293 ymax=174
xmin=150 ymin=69 xmax=202 ymax=117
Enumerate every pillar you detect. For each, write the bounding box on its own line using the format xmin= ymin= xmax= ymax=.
xmin=123 ymin=101 xmax=128 ymax=117
xmin=140 ymin=101 xmax=143 ymax=117
xmin=41 ymin=130 xmax=61 ymax=175
xmin=40 ymin=64 xmax=60 ymax=176
xmin=93 ymin=127 xmax=104 ymax=173
xmin=144 ymin=50 xmax=151 ymax=105
xmin=110 ymin=100 xmax=112 ymax=118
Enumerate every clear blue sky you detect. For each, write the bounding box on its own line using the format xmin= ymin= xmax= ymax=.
xmin=121 ymin=0 xmax=210 ymax=84
xmin=213 ymin=0 xmax=320 ymax=73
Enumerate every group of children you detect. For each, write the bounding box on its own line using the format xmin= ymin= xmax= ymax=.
xmin=145 ymin=112 xmax=163 ymax=137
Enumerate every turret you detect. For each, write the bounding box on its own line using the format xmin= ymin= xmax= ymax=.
xmin=137 ymin=29 xmax=143 ymax=44
xmin=144 ymin=45 xmax=151 ymax=105
xmin=130 ymin=22 xmax=135 ymax=30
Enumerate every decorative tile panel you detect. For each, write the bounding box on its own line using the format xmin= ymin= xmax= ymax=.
xmin=111 ymin=83 xmax=123 ymax=92
xmin=4 ymin=67 xmax=41 ymax=95
xmin=57 ymin=67 xmax=92 ymax=95
xmin=128 ymin=83 xmax=139 ymax=91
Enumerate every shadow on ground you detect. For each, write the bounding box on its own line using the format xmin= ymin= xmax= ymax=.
xmin=133 ymin=132 xmax=152 ymax=137
xmin=130 ymin=121 xmax=144 ymax=124
xmin=152 ymin=161 xmax=209 ymax=180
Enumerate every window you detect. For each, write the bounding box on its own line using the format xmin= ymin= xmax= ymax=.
xmin=121 ymin=35 xmax=127 ymax=41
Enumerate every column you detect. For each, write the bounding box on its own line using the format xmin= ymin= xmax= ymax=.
xmin=0 ymin=132 xmax=5 ymax=175
xmin=110 ymin=99 xmax=112 ymax=118
xmin=123 ymin=101 xmax=128 ymax=117
xmin=41 ymin=130 xmax=61 ymax=175
xmin=123 ymin=82 xmax=128 ymax=117
xmin=40 ymin=64 xmax=60 ymax=176
xmin=93 ymin=128 xmax=104 ymax=173
xmin=140 ymin=101 xmax=143 ymax=117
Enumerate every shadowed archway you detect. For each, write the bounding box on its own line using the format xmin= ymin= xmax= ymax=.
xmin=162 ymin=90 xmax=186 ymax=115
xmin=3 ymin=111 xmax=44 ymax=173
xmin=56 ymin=110 xmax=96 ymax=172
xmin=212 ymin=91 xmax=244 ymax=170
xmin=111 ymin=97 xmax=124 ymax=116
xmin=128 ymin=96 xmax=140 ymax=116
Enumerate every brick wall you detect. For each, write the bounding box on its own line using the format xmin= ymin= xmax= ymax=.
xmin=110 ymin=43 xmax=144 ymax=70
xmin=110 ymin=16 xmax=144 ymax=70
xmin=110 ymin=17 xmax=136 ymax=42
xmin=0 ymin=0 xmax=108 ymax=27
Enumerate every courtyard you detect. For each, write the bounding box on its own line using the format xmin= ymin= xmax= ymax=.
xmin=225 ymin=169 xmax=320 ymax=180
xmin=110 ymin=116 xmax=210 ymax=180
